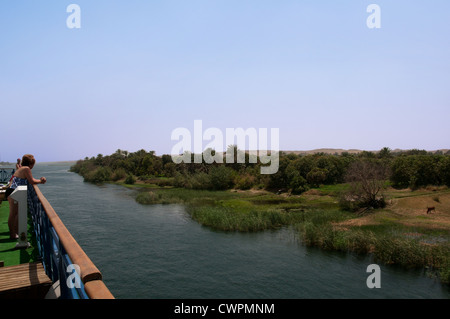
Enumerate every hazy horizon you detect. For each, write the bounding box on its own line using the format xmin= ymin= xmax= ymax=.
xmin=1 ymin=147 xmax=449 ymax=165
xmin=1 ymin=1 xmax=449 ymax=162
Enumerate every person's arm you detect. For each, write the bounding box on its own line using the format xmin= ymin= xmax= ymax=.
xmin=23 ymin=167 xmax=46 ymax=185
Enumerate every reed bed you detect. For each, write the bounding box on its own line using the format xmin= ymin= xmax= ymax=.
xmin=296 ymin=212 xmax=450 ymax=284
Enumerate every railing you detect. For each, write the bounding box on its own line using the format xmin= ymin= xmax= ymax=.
xmin=27 ymin=184 xmax=114 ymax=299
xmin=0 ymin=168 xmax=14 ymax=184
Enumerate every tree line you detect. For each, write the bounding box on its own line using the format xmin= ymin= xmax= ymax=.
xmin=70 ymin=147 xmax=450 ymax=193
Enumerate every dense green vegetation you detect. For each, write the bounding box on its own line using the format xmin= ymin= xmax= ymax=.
xmin=70 ymin=147 xmax=450 ymax=193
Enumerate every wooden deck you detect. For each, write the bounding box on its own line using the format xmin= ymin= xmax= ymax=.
xmin=0 ymin=262 xmax=52 ymax=299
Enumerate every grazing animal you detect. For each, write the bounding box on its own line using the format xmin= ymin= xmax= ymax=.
xmin=426 ymin=206 xmax=436 ymax=214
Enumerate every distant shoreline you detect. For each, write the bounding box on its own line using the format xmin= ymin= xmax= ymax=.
xmin=281 ymin=148 xmax=450 ymax=155
xmin=38 ymin=161 xmax=77 ymax=165
xmin=1 ymin=160 xmax=77 ymax=167
xmin=2 ymin=147 xmax=449 ymax=166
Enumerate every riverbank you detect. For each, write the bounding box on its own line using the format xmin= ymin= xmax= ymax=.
xmin=119 ymin=181 xmax=450 ymax=285
xmin=297 ymin=187 xmax=450 ymax=284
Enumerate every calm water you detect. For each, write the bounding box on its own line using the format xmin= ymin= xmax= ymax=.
xmin=32 ymin=163 xmax=449 ymax=299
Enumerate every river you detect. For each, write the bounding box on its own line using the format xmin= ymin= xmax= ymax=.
xmin=32 ymin=163 xmax=449 ymax=299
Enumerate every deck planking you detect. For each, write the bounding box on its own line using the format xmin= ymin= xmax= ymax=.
xmin=0 ymin=262 xmax=52 ymax=299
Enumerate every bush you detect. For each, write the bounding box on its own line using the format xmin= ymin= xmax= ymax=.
xmin=154 ymin=178 xmax=174 ymax=187
xmin=190 ymin=172 xmax=212 ymax=190
xmin=235 ymin=174 xmax=256 ymax=190
xmin=209 ymin=166 xmax=235 ymax=190
xmin=136 ymin=191 xmax=161 ymax=204
xmin=338 ymin=191 xmax=359 ymax=212
xmin=289 ymin=173 xmax=309 ymax=194
xmin=125 ymin=174 xmax=136 ymax=185
xmin=173 ymin=172 xmax=188 ymax=188
xmin=84 ymin=167 xmax=111 ymax=184
xmin=111 ymin=168 xmax=127 ymax=181
xmin=306 ymin=167 xmax=328 ymax=187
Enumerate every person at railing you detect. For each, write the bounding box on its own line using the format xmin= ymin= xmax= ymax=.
xmin=5 ymin=154 xmax=46 ymax=239
xmin=15 ymin=158 xmax=22 ymax=170
xmin=4 ymin=158 xmax=21 ymax=184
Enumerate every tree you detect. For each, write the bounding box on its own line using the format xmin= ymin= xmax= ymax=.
xmin=289 ymin=171 xmax=309 ymax=194
xmin=378 ymin=147 xmax=392 ymax=159
xmin=266 ymin=156 xmax=290 ymax=190
xmin=440 ymin=156 xmax=450 ymax=186
xmin=391 ymin=155 xmax=445 ymax=189
xmin=306 ymin=167 xmax=328 ymax=187
xmin=342 ymin=159 xmax=389 ymax=210
xmin=209 ymin=166 xmax=235 ymax=190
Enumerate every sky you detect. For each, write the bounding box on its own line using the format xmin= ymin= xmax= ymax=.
xmin=1 ymin=1 xmax=449 ymax=162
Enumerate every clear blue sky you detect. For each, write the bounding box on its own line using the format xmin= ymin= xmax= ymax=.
xmin=1 ymin=1 xmax=449 ymax=162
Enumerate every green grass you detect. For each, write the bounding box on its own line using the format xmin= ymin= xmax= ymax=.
xmin=186 ymin=196 xmax=307 ymax=232
xmin=313 ymin=183 xmax=350 ymax=195
xmin=0 ymin=200 xmax=39 ymax=267
xmin=385 ymin=186 xmax=450 ymax=199
xmin=186 ymin=206 xmax=301 ymax=232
